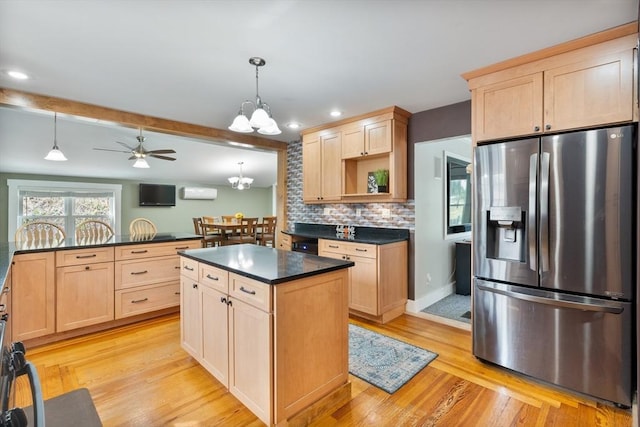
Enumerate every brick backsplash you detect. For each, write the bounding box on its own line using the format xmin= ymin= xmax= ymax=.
xmin=286 ymin=140 xmax=415 ymax=231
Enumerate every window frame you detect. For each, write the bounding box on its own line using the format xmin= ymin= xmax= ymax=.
xmin=7 ymin=179 xmax=122 ymax=239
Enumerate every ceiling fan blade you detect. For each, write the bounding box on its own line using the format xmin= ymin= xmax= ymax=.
xmin=93 ymin=148 xmax=131 ymax=153
xmin=128 ymin=155 xmax=138 ymax=161
xmin=149 ymin=154 xmax=176 ymax=161
xmin=115 ymin=141 xmax=136 ymax=151
xmin=147 ymin=149 xmax=176 ymax=154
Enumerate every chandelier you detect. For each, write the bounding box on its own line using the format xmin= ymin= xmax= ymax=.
xmin=228 ymin=162 xmax=254 ymax=190
xmin=228 ymin=57 xmax=281 ymax=136
xmin=44 ymin=112 xmax=68 ymax=161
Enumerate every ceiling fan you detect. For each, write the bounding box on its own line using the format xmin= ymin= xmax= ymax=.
xmin=94 ymin=129 xmax=176 ymax=167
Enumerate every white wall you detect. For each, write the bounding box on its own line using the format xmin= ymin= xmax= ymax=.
xmin=409 ymin=135 xmax=471 ymax=313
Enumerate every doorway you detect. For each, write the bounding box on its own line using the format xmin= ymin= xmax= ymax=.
xmin=413 ymin=135 xmax=472 ymax=328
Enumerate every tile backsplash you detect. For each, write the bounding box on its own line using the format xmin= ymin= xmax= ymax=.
xmin=286 ymin=140 xmax=415 ymax=231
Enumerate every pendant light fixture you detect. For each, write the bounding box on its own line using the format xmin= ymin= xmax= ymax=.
xmin=228 ymin=162 xmax=254 ymax=190
xmin=44 ymin=112 xmax=68 ymax=161
xmin=228 ymin=57 xmax=281 ymax=136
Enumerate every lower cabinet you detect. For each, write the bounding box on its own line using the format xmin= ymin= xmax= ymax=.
xmin=180 ymin=256 xmax=349 ymax=426
xmin=11 ymin=252 xmax=56 ymax=341
xmin=319 ymin=239 xmax=407 ymax=323
xmin=55 ymin=247 xmax=115 ymax=332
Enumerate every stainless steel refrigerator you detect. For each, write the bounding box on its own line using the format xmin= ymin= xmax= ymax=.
xmin=473 ymin=124 xmax=635 ymax=407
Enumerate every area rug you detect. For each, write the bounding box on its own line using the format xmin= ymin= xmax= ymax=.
xmin=349 ymin=324 xmax=438 ymax=394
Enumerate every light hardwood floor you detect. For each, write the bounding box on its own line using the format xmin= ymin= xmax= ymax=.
xmin=14 ymin=313 xmax=632 ymax=426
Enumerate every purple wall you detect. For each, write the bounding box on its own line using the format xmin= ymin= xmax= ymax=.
xmin=407 ymin=100 xmax=471 ymax=199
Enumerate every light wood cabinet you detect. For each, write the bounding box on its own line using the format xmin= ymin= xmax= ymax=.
xmin=11 ymin=252 xmax=55 ymax=341
xmin=279 ymin=232 xmax=292 ymax=251
xmin=302 ymin=130 xmax=342 ymax=202
xmin=302 ymin=106 xmax=409 ymax=204
xmin=56 ymin=247 xmax=115 ymax=332
xmin=180 ymin=257 xmax=349 ymax=426
xmin=2 ymin=265 xmax=11 ymax=345
xmin=319 ymin=239 xmax=407 ymax=323
xmin=115 ymin=240 xmax=200 ymax=318
xmin=465 ymin=29 xmax=637 ymax=143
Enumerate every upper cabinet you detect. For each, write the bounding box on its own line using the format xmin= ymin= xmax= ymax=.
xmin=463 ymin=23 xmax=638 ymax=143
xmin=301 ymin=106 xmax=410 ymax=204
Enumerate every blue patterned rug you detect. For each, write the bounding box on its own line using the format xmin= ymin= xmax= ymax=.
xmin=349 ymin=324 xmax=438 ymax=394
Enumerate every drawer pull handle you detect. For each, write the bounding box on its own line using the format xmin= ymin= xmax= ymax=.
xmin=183 ymin=266 xmax=194 ymax=271
xmin=76 ymin=254 xmax=97 ymax=259
xmin=355 ymin=248 xmax=367 ymax=252
xmin=175 ymin=292 xmax=180 ymax=295
xmin=206 ymin=274 xmax=219 ymax=281
xmin=131 ymin=298 xmax=149 ymax=304
xmin=174 ymin=266 xmax=180 ymax=269
xmin=131 ymin=250 xmax=148 ymax=254
xmin=1 ymin=314 xmax=8 ymax=322
xmin=328 ymin=245 xmax=339 ymax=248
xmin=220 ymin=297 xmax=227 ymax=304
xmin=175 ymin=246 xmax=189 ymax=250
xmin=131 ymin=270 xmax=148 ymax=275
xmin=239 ymin=286 xmax=256 ymax=295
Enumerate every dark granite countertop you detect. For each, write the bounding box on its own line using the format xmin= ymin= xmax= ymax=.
xmin=0 ymin=233 xmax=200 ymax=288
xmin=179 ymin=244 xmax=354 ymax=285
xmin=283 ymin=223 xmax=409 ymax=244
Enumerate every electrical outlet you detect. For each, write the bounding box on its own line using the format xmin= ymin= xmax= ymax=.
xmin=323 ymin=207 xmax=331 ymax=215
xmin=381 ymin=208 xmax=391 ymax=218
xmin=356 ymin=208 xmax=362 ymax=217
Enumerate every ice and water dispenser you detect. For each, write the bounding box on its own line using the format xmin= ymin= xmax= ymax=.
xmin=485 ymin=206 xmax=527 ymax=262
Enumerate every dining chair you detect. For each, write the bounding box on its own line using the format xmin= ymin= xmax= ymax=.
xmin=202 ymin=216 xmax=217 ymax=224
xmin=225 ymin=217 xmax=258 ymax=245
xmin=14 ymin=221 xmax=66 ymax=248
xmin=129 ymin=218 xmax=157 ymax=240
xmin=257 ymin=216 xmax=277 ymax=247
xmin=75 ymin=219 xmax=114 ymax=244
xmin=193 ymin=217 xmax=223 ymax=247
xmin=221 ymin=215 xmax=236 ymax=224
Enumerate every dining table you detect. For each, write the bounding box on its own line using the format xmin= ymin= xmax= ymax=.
xmin=201 ymin=221 xmax=243 ymax=245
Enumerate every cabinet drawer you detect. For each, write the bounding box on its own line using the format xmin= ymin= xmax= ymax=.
xmin=180 ymin=257 xmax=199 ymax=281
xmin=115 ymin=240 xmax=201 ymax=260
xmin=56 ymin=247 xmax=114 ymax=266
xmin=115 ymin=255 xmax=181 ymax=290
xmin=199 ymin=264 xmax=228 ymax=293
xmin=229 ymin=273 xmax=271 ymax=312
xmin=318 ymin=239 xmax=377 ymax=259
xmin=115 ymin=282 xmax=180 ymax=319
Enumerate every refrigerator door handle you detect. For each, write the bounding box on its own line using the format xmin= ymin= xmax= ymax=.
xmin=477 ymin=283 xmax=624 ymax=314
xmin=539 ymin=152 xmax=550 ymax=272
xmin=528 ymin=154 xmax=538 ymax=272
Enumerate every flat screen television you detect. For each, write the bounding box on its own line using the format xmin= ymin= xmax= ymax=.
xmin=139 ymin=183 xmax=176 ymax=206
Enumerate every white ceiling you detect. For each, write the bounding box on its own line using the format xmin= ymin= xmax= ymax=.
xmin=0 ymin=0 xmax=636 ymax=186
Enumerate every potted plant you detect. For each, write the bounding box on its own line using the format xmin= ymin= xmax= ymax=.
xmin=373 ymin=169 xmax=389 ymax=193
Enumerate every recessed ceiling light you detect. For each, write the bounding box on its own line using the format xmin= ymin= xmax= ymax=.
xmin=6 ymin=70 xmax=30 ymax=80
xmin=287 ymin=122 xmax=301 ymax=129
xmin=330 ymin=110 xmax=342 ymax=117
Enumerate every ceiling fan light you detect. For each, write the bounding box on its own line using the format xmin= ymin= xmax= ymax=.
xmin=133 ymin=158 xmax=150 ymax=168
xmin=249 ymin=107 xmax=270 ymax=129
xmin=228 ymin=177 xmax=240 ymax=184
xmin=44 ymin=147 xmax=67 ymax=161
xmin=228 ymin=114 xmax=253 ymax=133
xmin=257 ymin=118 xmax=282 ymax=135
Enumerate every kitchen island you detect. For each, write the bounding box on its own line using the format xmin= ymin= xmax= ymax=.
xmin=179 ymin=244 xmax=354 ymax=426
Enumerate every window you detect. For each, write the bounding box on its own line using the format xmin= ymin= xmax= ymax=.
xmin=8 ymin=180 xmax=122 ymax=239
xmin=443 ymin=152 xmax=471 ymax=239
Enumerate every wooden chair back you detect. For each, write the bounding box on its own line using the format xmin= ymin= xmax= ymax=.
xmin=221 ymin=215 xmax=236 ymax=223
xmin=129 ymin=218 xmax=157 ymax=240
xmin=192 ymin=217 xmax=204 ymax=235
xmin=258 ymin=216 xmax=277 ymax=246
xmin=193 ymin=217 xmax=221 ymax=247
xmin=75 ymin=220 xmax=114 ymax=244
xmin=15 ymin=221 xmax=66 ymax=249
xmin=202 ymin=216 xmax=217 ymax=224
xmin=225 ymin=217 xmax=258 ymax=245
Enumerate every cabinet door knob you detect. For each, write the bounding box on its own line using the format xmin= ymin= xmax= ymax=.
xmin=85 ymin=266 xmax=90 ymax=270
xmin=220 ymin=297 xmax=227 ymax=304
xmin=192 ymin=283 xmax=198 ymax=289
xmin=534 ymin=126 xmax=540 ymax=132
xmin=545 ymin=124 xmax=551 ymax=130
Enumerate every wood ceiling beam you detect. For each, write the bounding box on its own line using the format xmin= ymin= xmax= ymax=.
xmin=0 ymin=88 xmax=289 ymax=152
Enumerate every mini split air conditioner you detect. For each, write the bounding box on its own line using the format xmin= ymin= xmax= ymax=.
xmin=181 ymin=187 xmax=218 ymax=200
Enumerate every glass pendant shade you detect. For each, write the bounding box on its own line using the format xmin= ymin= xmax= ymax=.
xmin=249 ymin=107 xmax=271 ymax=129
xmin=228 ymin=113 xmax=253 ymax=133
xmin=228 ymin=162 xmax=253 ymax=190
xmin=133 ymin=158 xmax=150 ymax=168
xmin=44 ymin=147 xmax=67 ymax=161
xmin=258 ymin=118 xmax=282 ymax=135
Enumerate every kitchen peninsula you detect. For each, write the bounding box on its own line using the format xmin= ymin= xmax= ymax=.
xmin=179 ymin=244 xmax=354 ymax=426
